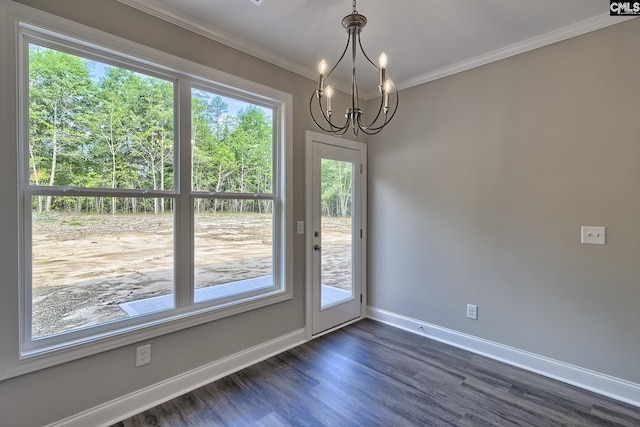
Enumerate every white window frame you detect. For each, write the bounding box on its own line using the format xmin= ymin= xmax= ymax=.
xmin=0 ymin=1 xmax=292 ymax=380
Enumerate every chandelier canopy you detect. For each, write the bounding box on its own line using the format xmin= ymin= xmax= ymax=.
xmin=310 ymin=0 xmax=399 ymax=137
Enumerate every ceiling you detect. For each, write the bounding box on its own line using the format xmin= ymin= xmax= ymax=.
xmin=116 ymin=0 xmax=626 ymax=98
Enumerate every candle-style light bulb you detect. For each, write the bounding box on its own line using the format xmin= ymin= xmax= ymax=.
xmin=319 ymin=60 xmax=328 ymax=75
xmin=378 ymin=52 xmax=387 ymax=88
xmin=378 ymin=52 xmax=388 ymax=69
xmin=326 ymin=85 xmax=334 ymax=98
xmin=318 ymin=60 xmax=327 ymax=94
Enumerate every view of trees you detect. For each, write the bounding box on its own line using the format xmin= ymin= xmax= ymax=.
xmin=28 ymin=44 xmax=273 ymax=215
xmin=29 ymin=43 xmax=354 ymax=219
xmin=321 ymin=159 xmax=353 ymax=218
xmin=25 ymin=41 xmax=356 ymax=342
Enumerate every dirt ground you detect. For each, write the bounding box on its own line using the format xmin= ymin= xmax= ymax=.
xmin=31 ymin=212 xmax=351 ymax=338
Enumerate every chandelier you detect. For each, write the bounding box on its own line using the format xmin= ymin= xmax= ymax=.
xmin=309 ymin=0 xmax=399 ymax=137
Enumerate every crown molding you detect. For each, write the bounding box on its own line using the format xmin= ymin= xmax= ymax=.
xmin=114 ymin=0 xmax=341 ymax=90
xmin=372 ymin=14 xmax=637 ymax=99
xmin=116 ymin=1 xmax=635 ymax=100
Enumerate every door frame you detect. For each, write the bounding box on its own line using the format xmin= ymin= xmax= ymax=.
xmin=305 ymin=131 xmax=367 ymax=339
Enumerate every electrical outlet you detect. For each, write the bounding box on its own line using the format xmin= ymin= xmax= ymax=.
xmin=136 ymin=344 xmax=151 ymax=367
xmin=581 ymin=226 xmax=605 ymax=245
xmin=467 ymin=304 xmax=478 ymax=320
xmin=297 ymin=221 xmax=304 ymax=235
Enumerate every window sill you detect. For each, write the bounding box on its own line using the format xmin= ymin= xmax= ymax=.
xmin=5 ymin=286 xmax=291 ymax=381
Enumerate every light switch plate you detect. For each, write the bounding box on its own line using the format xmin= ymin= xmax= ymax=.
xmin=581 ymin=226 xmax=605 ymax=245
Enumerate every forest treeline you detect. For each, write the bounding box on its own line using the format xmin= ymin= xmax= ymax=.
xmin=29 ymin=44 xmax=352 ymax=218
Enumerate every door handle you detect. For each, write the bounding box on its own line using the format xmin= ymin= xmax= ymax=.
xmin=313 ymin=244 xmax=321 ymax=252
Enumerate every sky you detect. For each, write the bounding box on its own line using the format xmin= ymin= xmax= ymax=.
xmin=88 ymin=60 xmax=272 ymax=121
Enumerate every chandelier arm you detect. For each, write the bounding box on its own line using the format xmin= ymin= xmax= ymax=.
xmin=354 ymin=31 xmax=387 ymax=131
xmin=359 ymin=89 xmax=399 ymax=133
xmin=328 ymin=115 xmax=350 ymax=135
xmin=325 ymin=33 xmax=352 ymax=82
xmin=360 ymin=119 xmax=388 ymax=133
xmin=356 ymin=109 xmax=384 ymax=135
xmin=357 ymin=114 xmax=385 ymax=135
xmin=360 ymin=94 xmax=385 ymax=128
xmin=357 ymin=125 xmax=384 ymax=136
xmin=309 ymin=92 xmax=350 ymax=134
xmin=357 ymin=33 xmax=379 ymax=70
xmin=309 ymin=93 xmax=339 ymax=133
xmin=356 ymin=106 xmax=394 ymax=135
xmin=317 ymin=93 xmax=351 ymax=132
xmin=358 ymin=79 xmax=394 ymax=131
xmin=333 ymin=126 xmax=351 ymax=137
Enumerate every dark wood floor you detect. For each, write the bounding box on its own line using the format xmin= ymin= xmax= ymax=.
xmin=113 ymin=319 xmax=640 ymax=426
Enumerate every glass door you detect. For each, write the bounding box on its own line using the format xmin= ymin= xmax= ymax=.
xmin=309 ymin=138 xmax=364 ymax=335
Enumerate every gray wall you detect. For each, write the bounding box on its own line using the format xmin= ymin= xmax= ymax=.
xmin=367 ymin=19 xmax=640 ymax=384
xmin=1 ymin=1 xmax=639 ymax=425
xmin=0 ymin=1 xmax=316 ymax=426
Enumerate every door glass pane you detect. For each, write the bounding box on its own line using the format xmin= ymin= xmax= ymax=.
xmin=320 ymin=159 xmax=353 ymax=308
xmin=31 ymin=196 xmax=175 ymax=339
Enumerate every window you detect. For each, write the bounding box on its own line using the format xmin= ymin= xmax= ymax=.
xmin=191 ymin=87 xmax=277 ymax=304
xmin=28 ymin=43 xmax=178 ymax=342
xmin=16 ymin=20 xmax=292 ymax=363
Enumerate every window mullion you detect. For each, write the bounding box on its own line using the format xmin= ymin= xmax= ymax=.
xmin=189 ymin=192 xmax=275 ymax=200
xmin=175 ymin=78 xmax=193 ymax=308
xmin=25 ymin=187 xmax=176 ymax=198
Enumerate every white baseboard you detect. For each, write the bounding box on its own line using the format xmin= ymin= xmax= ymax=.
xmin=48 ymin=307 xmax=640 ymax=426
xmin=47 ymin=328 xmax=307 ymax=427
xmin=367 ymin=306 xmax=640 ymax=408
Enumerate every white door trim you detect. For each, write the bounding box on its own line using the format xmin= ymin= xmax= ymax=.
xmin=305 ymin=131 xmax=367 ymax=340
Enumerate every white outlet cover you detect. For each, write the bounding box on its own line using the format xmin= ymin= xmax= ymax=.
xmin=581 ymin=226 xmax=605 ymax=245
xmin=136 ymin=344 xmax=151 ymax=367
xmin=467 ymin=304 xmax=478 ymax=320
